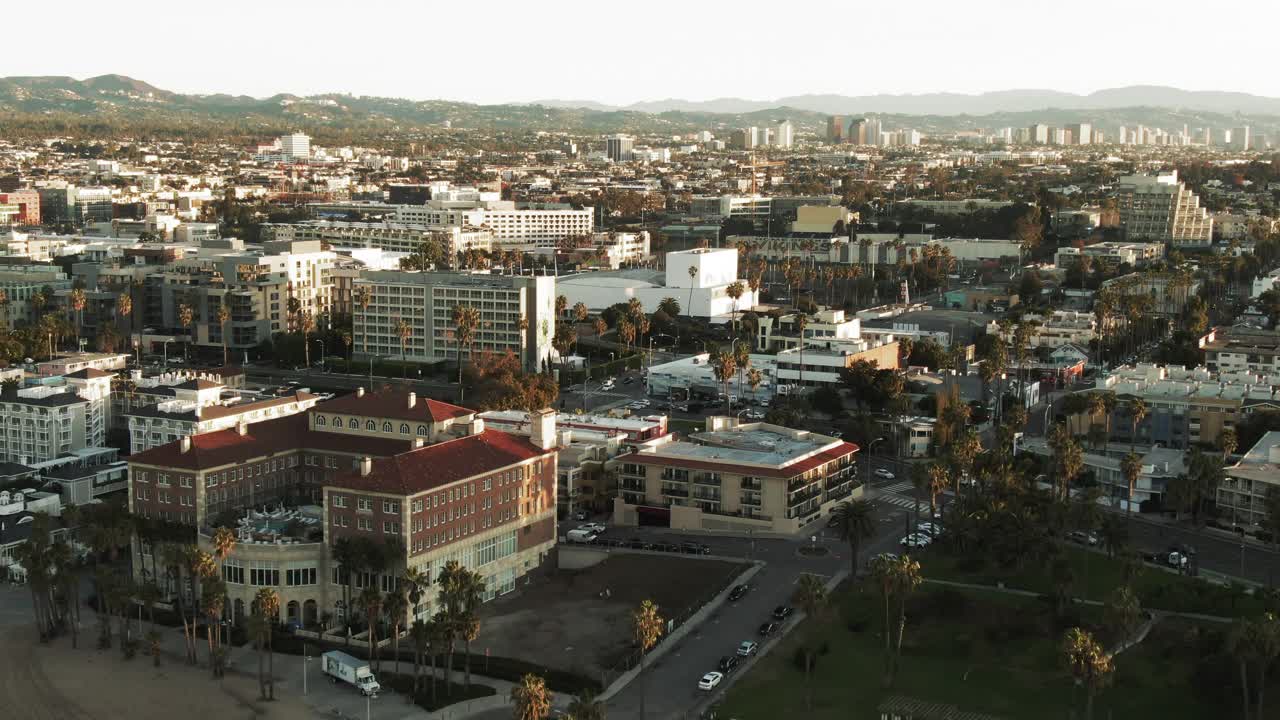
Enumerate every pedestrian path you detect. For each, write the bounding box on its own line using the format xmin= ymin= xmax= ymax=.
xmin=879 ymin=481 xmax=914 ymax=494
xmin=875 ymin=494 xmax=919 ymax=510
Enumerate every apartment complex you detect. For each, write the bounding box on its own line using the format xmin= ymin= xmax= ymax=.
xmin=127 ymin=384 xmax=320 ymax=453
xmin=613 ymin=417 xmax=861 ymax=534
xmin=263 ymin=221 xmax=494 ymax=259
xmin=1115 ymin=172 xmax=1214 ymax=247
xmin=0 ymin=264 xmax=73 ymax=327
xmin=1100 ymin=272 xmax=1202 ymax=317
xmin=127 ymin=390 xmax=558 ymax=627
xmin=352 ymin=271 xmax=556 ymax=373
xmin=1092 ymin=363 xmax=1280 ymax=450
xmin=986 ymin=311 xmax=1097 ymax=349
xmin=0 ymin=380 xmax=107 ymax=465
xmin=1020 ymin=437 xmax=1185 ymax=511
xmin=1200 ymin=326 xmax=1280 ymax=375
xmin=1055 ymin=241 xmax=1165 ymax=269
xmin=1219 ymin=431 xmax=1280 ymax=527
xmin=389 ymin=203 xmax=594 ymax=250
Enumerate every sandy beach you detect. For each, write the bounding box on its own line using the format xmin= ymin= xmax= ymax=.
xmin=0 ymin=626 xmax=318 ymax=720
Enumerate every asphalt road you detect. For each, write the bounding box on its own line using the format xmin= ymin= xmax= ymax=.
xmin=1122 ymin=514 xmax=1280 ymax=587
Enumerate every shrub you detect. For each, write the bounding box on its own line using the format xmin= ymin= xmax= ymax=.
xmin=380 ymin=672 xmax=495 ymax=711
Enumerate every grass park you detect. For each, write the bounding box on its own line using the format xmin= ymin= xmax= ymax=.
xmin=717 ymin=544 xmax=1280 ymax=720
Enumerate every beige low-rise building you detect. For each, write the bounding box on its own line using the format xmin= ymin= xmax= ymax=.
xmin=1219 ymin=431 xmax=1280 ymax=527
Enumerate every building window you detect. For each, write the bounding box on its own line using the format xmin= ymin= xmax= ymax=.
xmin=366 ymin=420 xmax=376 ymax=431
xmin=382 ymin=422 xmax=393 ymax=433
xmin=383 ymin=501 xmax=400 ymax=514
xmin=417 ymin=425 xmax=428 ymax=435
xmin=357 ymin=497 xmax=372 ymax=511
xmin=315 ymin=416 xmax=326 ymax=427
xmin=400 ymin=423 xmax=410 ymax=434
xmin=332 ymin=495 xmax=347 ymax=508
xmin=348 ymin=419 xmax=358 ymax=429
xmin=358 ymin=517 xmax=373 ymax=531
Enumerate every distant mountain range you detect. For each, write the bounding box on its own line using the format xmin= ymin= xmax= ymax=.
xmin=531 ymin=86 xmax=1280 ymax=116
xmin=2 ymin=75 xmax=1279 ymax=139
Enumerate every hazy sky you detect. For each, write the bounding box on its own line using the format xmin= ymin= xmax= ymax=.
xmin=10 ymin=0 xmax=1280 ymax=105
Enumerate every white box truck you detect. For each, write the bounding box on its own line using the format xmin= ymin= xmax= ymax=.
xmin=322 ymin=650 xmax=381 ymax=696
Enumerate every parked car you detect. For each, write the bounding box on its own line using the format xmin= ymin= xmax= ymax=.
xmin=728 ymin=584 xmax=749 ymax=601
xmin=736 ymin=640 xmax=758 ymax=657
xmin=917 ymin=522 xmax=944 ymax=537
xmin=623 ymin=376 xmax=635 ymax=385
xmin=1067 ymin=530 xmax=1098 ymax=546
xmin=772 ymin=605 xmax=793 ymax=621
xmin=757 ymin=622 xmax=779 ymax=637
xmin=698 ymin=671 xmax=724 ymax=691
xmin=874 ymin=468 xmax=895 ymax=480
xmin=574 ymin=510 xmax=589 ymax=521
xmin=578 ymin=522 xmax=606 ymax=534
xmin=900 ymin=533 xmax=932 ymax=548
xmin=717 ymin=655 xmax=739 ymax=673
xmin=681 ymin=542 xmax=711 ymax=555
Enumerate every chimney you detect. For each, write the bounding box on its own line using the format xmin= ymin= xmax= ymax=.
xmin=469 ymin=418 xmax=486 ymax=436
xmin=360 ymin=456 xmax=372 ymax=476
xmin=237 ymin=420 xmax=248 ymax=436
xmin=356 ymin=386 xmax=365 ymax=398
xmin=180 ymin=435 xmax=192 ymax=454
xmin=407 ymin=391 xmax=416 ymax=409
xmin=530 ymin=408 xmax=556 ymax=451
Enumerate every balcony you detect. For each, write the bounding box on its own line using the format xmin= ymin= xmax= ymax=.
xmin=660 ymin=470 xmax=690 ymax=482
xmin=693 ymin=473 xmax=722 ymax=487
xmin=660 ymin=485 xmax=689 ymax=498
xmin=621 ymin=479 xmax=646 ymax=493
xmin=692 ymin=490 xmax=722 ymax=502
xmin=740 ymin=492 xmax=762 ymax=507
xmin=826 ymin=485 xmax=853 ymax=503
xmin=788 ymin=486 xmax=823 ymax=507
xmin=740 ymin=477 xmax=763 ymax=491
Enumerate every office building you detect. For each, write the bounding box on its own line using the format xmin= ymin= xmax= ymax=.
xmin=352 ymin=271 xmax=555 ymax=373
xmin=1054 ymin=241 xmax=1165 ymax=269
xmin=606 ymin=134 xmax=634 ymax=162
xmin=0 ymin=190 xmax=40 ymax=224
xmin=1029 ymin=124 xmax=1050 ymax=144
xmin=280 ymin=133 xmax=311 ymax=159
xmin=1065 ymin=123 xmax=1092 ymax=145
xmin=1115 ymin=172 xmax=1213 ymax=247
xmin=612 ymin=416 xmax=861 ymax=534
xmin=826 ymin=116 xmax=845 ymax=144
xmin=264 ymin=221 xmax=494 ymax=259
xmin=1231 ymin=127 xmax=1251 ymax=152
xmin=773 ymin=120 xmax=794 ymax=149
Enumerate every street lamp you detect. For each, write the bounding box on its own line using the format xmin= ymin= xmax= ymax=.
xmin=314 ymin=339 xmax=325 ymax=372
xmin=864 ymin=437 xmax=887 ymax=488
xmin=163 ymin=338 xmax=175 ymax=368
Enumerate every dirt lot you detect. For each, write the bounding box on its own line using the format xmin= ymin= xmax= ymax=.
xmin=0 ymin=626 xmax=314 ymax=720
xmin=476 ymin=552 xmax=748 ymax=681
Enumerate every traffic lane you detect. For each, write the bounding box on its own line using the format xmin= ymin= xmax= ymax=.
xmin=1124 ymin=516 xmax=1280 ymax=586
xmin=605 ymin=557 xmax=843 ymax=720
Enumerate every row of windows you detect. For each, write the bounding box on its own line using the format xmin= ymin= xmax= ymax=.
xmin=314 ymin=415 xmax=431 ymax=436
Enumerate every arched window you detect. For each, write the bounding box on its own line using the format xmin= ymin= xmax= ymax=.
xmin=417 ymin=425 xmax=428 ymax=436
xmin=366 ymin=420 xmax=376 ymax=431
xmin=382 ymin=422 xmax=393 ymax=433
xmin=315 ymin=415 xmax=326 ymax=426
xmin=400 ymin=423 xmax=410 ymax=434
xmin=332 ymin=416 xmax=342 ymax=427
xmin=348 ymin=418 xmax=358 ymax=429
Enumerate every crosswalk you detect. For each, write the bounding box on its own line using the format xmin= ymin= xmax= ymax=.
xmin=875 ymin=494 xmax=920 ymax=510
xmin=879 ymin=481 xmax=914 ymax=495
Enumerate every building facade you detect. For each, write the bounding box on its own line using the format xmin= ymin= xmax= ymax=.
xmin=1115 ymin=172 xmax=1213 ymax=247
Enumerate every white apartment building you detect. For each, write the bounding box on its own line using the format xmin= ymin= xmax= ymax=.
xmin=352 ymin=271 xmax=556 ymax=373
xmin=1115 ymin=172 xmax=1214 ymax=247
xmin=548 ymin=231 xmax=651 ymax=269
xmin=0 ymin=386 xmax=95 ymax=465
xmin=934 ymin=237 xmax=1024 ymax=264
xmin=1200 ymin=327 xmax=1280 ymax=375
xmin=264 ymin=221 xmax=493 ymax=260
xmin=391 ymin=203 xmax=593 ymax=250
xmin=557 ymin=248 xmax=758 ymax=320
xmin=1100 ymin=272 xmax=1202 ymax=317
xmin=1220 ymin=431 xmax=1280 ymax=526
xmin=756 ymin=308 xmax=863 ymax=352
xmin=986 ymin=310 xmax=1097 ymax=349
xmin=1055 ymin=242 xmax=1165 ymax=269
xmin=127 ymin=387 xmax=320 ymax=453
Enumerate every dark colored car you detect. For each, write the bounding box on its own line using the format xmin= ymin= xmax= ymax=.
xmin=623 ymin=377 xmax=634 ymax=385
xmin=758 ymin=621 xmax=778 ymax=637
xmin=728 ymin=584 xmax=748 ymax=601
xmin=772 ymin=606 xmax=793 ymax=621
xmin=682 ymin=542 xmax=711 ymax=555
xmin=718 ymin=655 xmax=739 ymax=673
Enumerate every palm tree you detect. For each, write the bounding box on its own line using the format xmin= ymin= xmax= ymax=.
xmin=566 ymin=689 xmax=606 ymax=720
xmin=409 ymin=619 xmax=429 ymax=697
xmin=888 ymin=554 xmax=922 ymax=684
xmin=632 ymin=599 xmax=664 ymax=720
xmin=394 ymin=317 xmax=413 ymax=380
xmin=792 ymin=573 xmax=828 ymax=710
xmin=555 ymin=294 xmax=568 ymax=319
xmin=255 ymin=588 xmax=280 ymax=699
xmin=511 ymin=673 xmax=552 ymax=720
xmin=1063 ymin=627 xmax=1114 ymax=720
xmin=178 ymin=300 xmax=194 ymax=360
xmin=573 ymin=302 xmax=589 ymax=323
xmin=455 ymin=568 xmax=486 ymax=690
xmin=69 ymin=287 xmax=87 ymax=348
xmin=725 ymin=280 xmax=745 ymax=335
xmin=1223 ymin=427 xmax=1239 ymax=460
xmin=299 ymin=311 xmax=316 ymax=369
xmin=794 ymin=313 xmax=809 ymax=395
xmin=746 ymin=367 xmax=764 ymax=402
xmin=686 ymin=265 xmax=698 ymax=324
xmin=248 ymin=611 xmax=271 ymax=699
xmin=1099 ymin=515 xmax=1129 ymax=559
xmin=331 ymin=538 xmax=358 ymax=642
xmin=1087 ymin=393 xmax=1107 ymax=449
xmin=658 ymin=297 xmax=680 ymax=318
xmin=216 ymin=304 xmax=231 ymax=366
xmin=1120 ymin=452 xmax=1143 ymax=516
xmin=118 ymin=292 xmax=135 ymax=363
xmin=202 ymin=576 xmax=227 ymax=677
xmin=359 ymin=585 xmax=383 ymax=673
xmin=830 ymin=499 xmax=876 ymax=576
xmin=1228 ymin=612 xmax=1280 ymax=720
xmin=384 ymin=590 xmax=408 ymax=679
xmin=452 ymin=304 xmax=480 ymax=402
xmin=869 ymin=553 xmax=896 ymax=680
xmin=1128 ymin=398 xmax=1147 ymax=451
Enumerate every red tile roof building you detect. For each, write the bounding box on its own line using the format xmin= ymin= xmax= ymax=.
xmin=128 ymin=389 xmax=559 ymax=627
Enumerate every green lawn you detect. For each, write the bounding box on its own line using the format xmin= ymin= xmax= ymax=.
xmin=717 ymin=584 xmax=1245 ymax=720
xmin=916 ymin=544 xmax=1266 ymax=617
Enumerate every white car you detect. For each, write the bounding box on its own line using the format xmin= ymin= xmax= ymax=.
xmin=698 ymin=671 xmax=724 ymax=691
xmin=900 ymin=533 xmax=932 ymax=548
xmin=746 ymin=410 xmax=765 ymax=420
xmin=917 ymin=522 xmax=944 ymax=536
xmin=579 ymin=522 xmax=606 ymax=534
xmin=874 ymin=468 xmax=895 ymax=480
xmin=736 ymin=640 xmax=758 ymax=657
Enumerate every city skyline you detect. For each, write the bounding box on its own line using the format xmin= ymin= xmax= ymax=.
xmin=8 ymin=0 xmax=1280 ymax=106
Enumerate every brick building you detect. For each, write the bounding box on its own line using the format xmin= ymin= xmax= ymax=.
xmin=127 ymin=389 xmax=559 ymax=627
